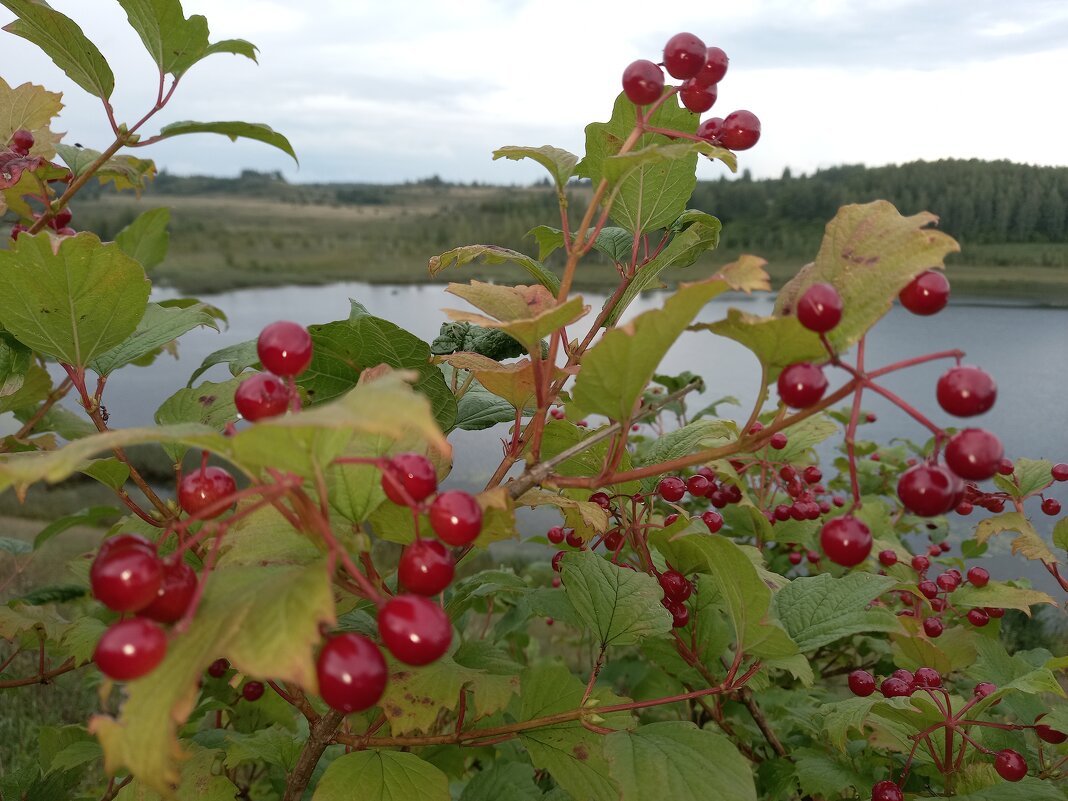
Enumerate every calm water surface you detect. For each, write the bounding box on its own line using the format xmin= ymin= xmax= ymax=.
xmin=16 ymin=282 xmax=1068 ymax=592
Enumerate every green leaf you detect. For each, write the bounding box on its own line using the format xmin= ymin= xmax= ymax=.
xmin=0 ymin=535 xmax=31 ymax=555
xmin=603 ymin=139 xmax=735 ymax=185
xmin=634 ymin=419 xmax=735 ymax=474
xmin=561 ymin=551 xmax=673 ymax=648
xmin=604 ymin=722 xmax=756 ymax=801
xmin=298 ymin=315 xmax=457 ymax=433
xmin=820 ymin=696 xmax=881 ymax=750
xmin=0 ymin=232 xmax=150 ymax=368
xmin=606 ymin=212 xmax=722 ymax=325
xmin=444 ymin=366 xmax=517 ymax=431
xmin=114 ymin=745 xmax=237 ymax=801
xmin=55 ymin=144 xmax=157 ymax=193
xmin=573 ymin=278 xmax=728 ymax=422
xmin=428 ymin=244 xmax=560 ymax=294
xmin=186 ymin=340 xmax=258 ymax=386
xmin=445 ymin=282 xmax=586 ymax=356
xmin=1054 ymin=518 xmax=1068 ymax=553
xmin=694 ymin=308 xmax=825 ymax=382
xmin=89 ymin=301 xmax=221 ymax=375
xmin=155 ymin=377 xmax=241 ymax=430
xmin=33 ymin=505 xmax=118 ymax=549
xmin=775 ymin=201 xmax=960 ymax=353
xmin=222 ymin=726 xmax=300 ymax=772
xmin=0 ymin=0 xmax=115 ymax=99
xmin=950 ymin=582 xmax=1057 ymax=615
xmin=0 ymin=362 xmax=50 ymax=414
xmin=116 ymin=207 xmax=170 ymax=270
xmin=492 ymin=145 xmax=578 ymax=192
xmin=772 ymin=573 xmax=902 ymax=651
xmin=459 ymin=762 xmax=542 ymax=801
xmin=973 ymin=512 xmax=1058 ymax=564
xmin=993 ymin=458 xmax=1054 ymax=499
xmin=155 ymin=120 xmax=297 ymax=163
xmin=949 ymin=778 xmax=1068 ymax=801
xmin=430 ymin=321 xmax=529 ymax=360
xmin=58 ymin=615 xmax=105 ymax=662
xmin=311 ymin=750 xmax=449 ymax=801
xmin=792 ymin=747 xmax=868 ymax=798
xmin=115 ymin=0 xmax=211 ymax=77
xmin=652 ymin=531 xmax=798 ymax=660
xmin=201 ymin=38 xmax=257 ymax=61
xmin=536 ymin=420 xmax=640 ymax=495
xmin=80 ymin=457 xmax=130 ymax=490
xmin=0 ymin=331 xmax=32 ymax=397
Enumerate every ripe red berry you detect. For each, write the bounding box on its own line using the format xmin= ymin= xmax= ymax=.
xmin=659 ymin=570 xmax=692 ymax=602
xmin=590 ymin=491 xmax=611 ymax=509
xmin=565 ymin=528 xmax=584 ymax=548
xmin=428 ymin=490 xmax=482 ymax=545
xmin=897 ymin=463 xmax=957 ymax=517
xmin=547 ymin=526 xmax=564 ymax=544
xmin=796 ymin=283 xmax=844 ymax=333
xmin=878 ymin=550 xmax=898 ymax=567
xmin=693 ymin=46 xmax=728 ymax=85
xmin=702 ymin=510 xmax=724 ymax=533
xmin=769 ymin=432 xmax=788 ymax=450
xmin=987 ymin=606 xmax=1005 ymax=618
xmin=686 ymin=475 xmax=711 ymax=497
xmin=891 ymin=669 xmax=914 ymax=684
xmin=551 ymin=550 xmax=565 ymax=572
xmin=994 ymin=749 xmax=1027 ymax=782
xmin=945 ymin=428 xmax=1003 ymax=480
xmin=178 ymin=465 xmax=237 ymax=519
xmin=622 ymin=59 xmax=665 ymax=106
xmin=603 ymin=529 xmax=624 ymax=551
xmin=880 ymin=677 xmax=911 ymax=697
xmin=936 ymin=571 xmax=960 ymax=592
xmin=913 ymin=667 xmax=942 ymax=687
xmin=49 ymin=207 xmax=73 ymax=230
xmin=383 ymin=453 xmax=438 ymax=505
xmin=257 ymin=321 xmax=313 ymax=377
xmin=720 ymin=110 xmax=761 ymax=151
xmin=665 ymin=600 xmax=690 ymax=628
xmin=848 ymin=669 xmax=876 ymax=697
xmin=923 ymin=617 xmax=944 ymax=637
xmin=141 ymin=559 xmax=197 ymax=623
xmin=911 ymin=555 xmax=930 ymax=573
xmin=1035 ymin=715 xmax=1068 ymax=744
xmin=1041 ymin=498 xmax=1061 ymax=516
xmin=966 ymin=566 xmax=990 ymax=587
xmin=316 ymin=633 xmax=388 ymax=713
xmin=242 ymin=681 xmax=265 ymax=701
xmin=996 ymin=460 xmax=1014 ymax=477
xmin=871 ymin=781 xmax=903 ymax=801
xmin=967 ymin=608 xmax=990 ymax=627
xmin=91 ymin=547 xmax=163 ymax=612
xmin=918 ymin=580 xmax=938 ymax=600
xmin=663 ymin=32 xmax=707 ymax=79
xmin=806 ymin=549 xmax=820 ymax=564
xmin=94 ymin=618 xmax=167 ymax=681
xmin=378 ymin=595 xmax=452 ymax=666
xmin=398 ymin=539 xmax=454 ymax=596
xmin=820 ymin=516 xmax=872 ymax=567
xmin=803 ymin=466 xmax=822 ymax=484
xmin=1052 ymin=463 xmax=1068 ymax=482
xmin=207 ymin=658 xmax=229 ymax=678
xmin=657 ymin=476 xmax=686 ymax=502
xmin=680 ymin=80 xmax=717 ymax=113
xmin=10 ymin=128 xmax=34 ymax=154
xmin=936 ymin=366 xmax=996 ymax=417
xmin=899 ymin=270 xmax=950 ymax=315
xmin=974 ymin=682 xmax=997 ymax=697
xmin=97 ymin=533 xmax=154 ymax=560
xmin=777 ymin=363 xmax=828 ymax=409
xmin=788 ymin=552 xmax=803 ymax=565
xmin=697 ymin=117 xmax=724 ymax=142
xmin=234 ymin=372 xmax=291 ymax=421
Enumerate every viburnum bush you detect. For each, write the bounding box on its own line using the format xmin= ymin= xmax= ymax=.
xmin=0 ymin=4 xmax=1066 ymax=800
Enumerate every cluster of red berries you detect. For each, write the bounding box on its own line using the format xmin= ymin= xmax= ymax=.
xmin=658 ymin=568 xmax=694 ymax=628
xmin=5 ymin=129 xmax=78 ymax=239
xmin=231 ymin=320 xmax=313 ymax=420
xmin=879 ymin=553 xmax=1003 ymax=637
xmin=621 ymin=32 xmax=761 ymax=151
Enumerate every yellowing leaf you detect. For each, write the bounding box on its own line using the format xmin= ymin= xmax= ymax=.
xmin=974 ymin=512 xmax=1058 ymax=564
xmin=0 ymin=76 xmax=64 ymax=158
xmin=716 ymin=254 xmax=772 ymax=294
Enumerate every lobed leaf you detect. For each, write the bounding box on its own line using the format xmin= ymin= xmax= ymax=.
xmin=311 ymin=750 xmax=449 ymax=801
xmin=0 ymin=76 xmax=64 ymax=158
xmin=492 ymin=145 xmax=578 ymax=192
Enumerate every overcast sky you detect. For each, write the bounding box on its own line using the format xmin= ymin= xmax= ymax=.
xmin=2 ymin=0 xmax=1067 ymax=184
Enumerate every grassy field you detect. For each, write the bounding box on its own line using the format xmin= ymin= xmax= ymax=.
xmin=66 ymin=185 xmax=1068 ymax=303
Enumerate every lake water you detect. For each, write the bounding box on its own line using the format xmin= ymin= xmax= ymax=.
xmin=10 ymin=281 xmax=1068 ymax=594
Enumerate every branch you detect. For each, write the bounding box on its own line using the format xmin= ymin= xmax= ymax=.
xmin=737 ymin=688 xmax=788 ymax=757
xmin=282 ymin=708 xmax=344 ymax=801
xmin=0 ymin=657 xmax=81 ymax=688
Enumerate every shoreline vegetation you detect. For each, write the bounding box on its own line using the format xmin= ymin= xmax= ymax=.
xmin=47 ymin=157 xmax=1068 ymax=303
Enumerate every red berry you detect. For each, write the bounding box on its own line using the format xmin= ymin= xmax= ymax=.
xmin=871 ymin=781 xmax=903 ymax=801
xmin=899 ymin=270 xmax=950 ymax=315
xmin=918 ymin=580 xmax=938 ymax=599
xmin=968 ymin=608 xmax=990 ymax=627
xmin=242 ymin=681 xmax=265 ymax=701
xmin=892 ymin=669 xmax=914 ymax=684
xmin=178 ymin=465 xmax=237 ymax=519
xmin=547 ymin=526 xmax=564 ymax=544
xmin=565 ymin=529 xmax=584 ymax=549
xmin=603 ymin=529 xmax=624 ymax=551
xmin=986 ymin=606 xmax=1005 ymax=618
xmin=720 ymin=110 xmax=761 ymax=151
xmin=937 ymin=366 xmax=996 ymax=417
xmin=702 ymin=510 xmax=723 ymax=533
xmin=378 ymin=595 xmax=452 ymax=666
xmin=659 ymin=570 xmax=692 ymax=602
xmin=914 ymin=667 xmax=942 ymax=687
xmin=383 ymin=453 xmax=438 ymax=505
xmin=806 ymin=549 xmax=820 ymax=564
xmin=936 ymin=571 xmax=960 ymax=592
xmin=994 ymin=749 xmax=1027 ymax=782
xmin=657 ymin=476 xmax=686 ymax=502
xmin=663 ymin=32 xmax=707 ymax=79
xmin=234 ymin=372 xmax=291 ymax=421
xmin=820 ymin=516 xmax=872 ymax=567
xmin=693 ymin=46 xmax=728 ymax=85
xmin=680 ymin=79 xmax=717 ymax=113
xmin=663 ymin=513 xmax=679 ymax=526
xmin=945 ymin=428 xmax=1003 ymax=480
xmin=796 ymin=283 xmax=844 ymax=333
xmin=1035 ymin=715 xmax=1068 ymax=744
xmin=897 ymin=463 xmax=957 ymax=516
xmin=996 ymin=460 xmax=1014 ymax=477
xmin=10 ymin=128 xmax=34 ymax=154
xmin=551 ymin=550 xmax=565 ymax=572
xmin=803 ymin=466 xmax=823 ymax=484
xmin=848 ymin=669 xmax=876 ymax=697
xmin=974 ymin=682 xmax=997 ymax=697
xmin=428 ymin=490 xmax=482 ymax=545
xmin=1052 ymin=463 xmax=1068 ymax=482
xmin=769 ymin=432 xmax=788 ymax=450
xmin=207 ymin=658 xmax=229 ymax=678
xmin=91 ymin=547 xmax=163 ymax=612
xmin=622 ymin=59 xmax=665 ymax=106
xmin=696 ymin=117 xmax=725 ymax=143
xmin=50 ymin=207 xmax=73 ymax=230
xmin=665 ymin=600 xmax=690 ymax=628
xmin=911 ymin=555 xmax=930 ymax=573
xmin=94 ymin=618 xmax=167 ymax=681
xmin=590 ymin=492 xmax=611 ymax=510
xmin=316 ymin=633 xmax=388 ymax=713
xmin=880 ymin=677 xmax=911 ymax=697
xmin=98 ymin=533 xmax=153 ymax=560
xmin=923 ymin=617 xmax=944 ymax=637
xmin=967 ymin=566 xmax=990 ymax=587
xmin=1041 ymin=498 xmax=1061 ymax=516
xmin=686 ymin=475 xmax=711 ymax=496
xmin=257 ymin=321 xmax=313 ymax=377
xmin=398 ymin=539 xmax=454 ymax=595
xmin=777 ymin=363 xmax=828 ymax=408
xmin=878 ymin=550 xmax=898 ymax=567
xmin=788 ymin=552 xmax=803 ymax=565
xmin=141 ymin=559 xmax=197 ymax=623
